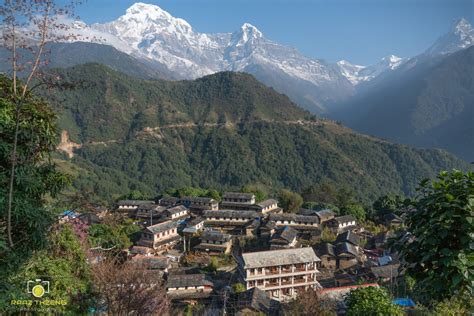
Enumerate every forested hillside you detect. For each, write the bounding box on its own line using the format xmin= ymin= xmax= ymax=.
xmin=42 ymin=64 xmax=468 ymax=203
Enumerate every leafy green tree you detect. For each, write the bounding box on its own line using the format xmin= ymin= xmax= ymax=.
xmin=3 ymin=224 xmax=92 ymax=314
xmin=232 ymin=283 xmax=246 ymax=294
xmin=0 ymin=76 xmax=70 ymax=279
xmin=242 ymin=184 xmax=269 ymax=202
xmin=345 ymin=286 xmax=403 ymax=316
xmin=396 ymin=170 xmax=474 ymax=302
xmin=302 ymin=201 xmax=340 ymax=214
xmin=88 ymin=217 xmax=140 ymax=252
xmin=372 ymin=194 xmax=406 ymax=222
xmin=431 ymin=292 xmax=474 ymax=316
xmin=278 ymin=189 xmax=303 ymax=213
xmin=340 ymin=204 xmax=366 ymax=222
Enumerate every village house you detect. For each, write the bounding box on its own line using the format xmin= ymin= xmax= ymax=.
xmin=325 ymin=215 xmax=357 ymax=233
xmin=135 ymin=204 xmax=166 ymax=222
xmin=116 ymin=200 xmax=155 ymax=212
xmin=163 ymin=205 xmax=189 ymax=221
xmin=182 ymin=217 xmax=205 ymax=235
xmin=316 ymin=241 xmax=360 ymax=270
xmin=166 ymin=274 xmax=214 ymax=300
xmin=131 ymin=255 xmax=171 ymax=274
xmin=268 ymin=213 xmax=320 ymax=230
xmin=237 ymin=247 xmax=321 ymax=301
xmin=315 ymin=209 xmax=336 ymax=223
xmin=269 ymin=226 xmax=298 ymax=250
xmin=194 ymin=230 xmax=232 ymax=255
xmin=203 ymin=210 xmax=260 ymax=235
xmin=335 ymin=231 xmax=361 ymax=248
xmin=179 ymin=197 xmax=219 ymax=213
xmin=137 ymin=221 xmax=181 ymax=252
xmin=222 ymin=192 xmax=256 ymax=205
xmin=255 ymin=199 xmax=282 ymax=214
xmin=158 ymin=196 xmax=179 ymax=207
xmin=259 ymin=220 xmax=277 ymax=238
xmin=236 ymin=287 xmax=281 ymax=316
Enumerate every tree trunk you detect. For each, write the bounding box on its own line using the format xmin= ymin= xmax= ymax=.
xmin=6 ymin=99 xmax=21 ymax=248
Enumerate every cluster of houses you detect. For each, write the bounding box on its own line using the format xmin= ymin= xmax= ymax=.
xmin=83 ymin=191 xmax=407 ymax=314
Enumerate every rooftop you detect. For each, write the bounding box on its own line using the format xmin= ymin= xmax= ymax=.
xmin=241 ymin=247 xmax=320 ymax=269
xmin=146 ymin=220 xmax=178 ymax=234
xmin=204 ymin=210 xmax=259 ymax=219
xmin=117 ymin=200 xmax=155 ymax=206
xmin=166 ymin=205 xmax=188 ymax=214
xmin=256 ymin=199 xmax=278 ymax=208
xmin=271 ymin=226 xmax=298 ymax=243
xmin=167 ymin=274 xmax=213 ymax=288
xmin=269 ymin=213 xmax=320 ymax=224
xmin=223 ymin=192 xmax=255 ymax=200
xmin=333 ymin=215 xmax=356 ymax=224
xmin=336 ymin=231 xmax=360 ymax=246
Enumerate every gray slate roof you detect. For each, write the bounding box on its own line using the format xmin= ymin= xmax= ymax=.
xmin=146 ymin=221 xmax=178 ymax=234
xmin=269 ymin=213 xmax=320 ymax=224
xmin=204 ymin=210 xmax=259 ymax=219
xmin=223 ymin=192 xmax=255 ymax=200
xmin=336 ymin=231 xmax=360 ymax=246
xmin=241 ymin=247 xmax=320 ymax=269
xmin=201 ymin=230 xmax=231 ymax=242
xmin=237 ymin=287 xmax=279 ymax=314
xmin=117 ymin=200 xmax=155 ymax=206
xmin=166 ymin=205 xmax=188 ymax=215
xmin=271 ymin=226 xmax=298 ymax=243
xmin=167 ymin=274 xmax=213 ymax=288
xmin=257 ymin=199 xmax=278 ymax=208
xmin=333 ymin=215 xmax=356 ymax=224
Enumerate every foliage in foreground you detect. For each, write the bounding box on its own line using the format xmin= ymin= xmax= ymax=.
xmin=345 ymin=286 xmax=403 ymax=316
xmin=396 ymin=170 xmax=474 ymax=303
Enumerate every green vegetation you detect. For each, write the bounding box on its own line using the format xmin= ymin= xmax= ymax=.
xmin=0 ymin=75 xmax=70 ymax=298
xmin=396 ymin=169 xmax=474 ymax=303
xmin=278 ymin=189 xmax=303 ymax=213
xmin=40 ymin=64 xmax=468 ymax=204
xmin=345 ymin=286 xmax=403 ymax=316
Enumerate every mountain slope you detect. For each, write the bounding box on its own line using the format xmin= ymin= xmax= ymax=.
xmin=60 ymin=2 xmax=354 ymax=113
xmin=331 ymin=46 xmax=474 ymax=161
xmin=41 ymin=64 xmax=468 ymax=203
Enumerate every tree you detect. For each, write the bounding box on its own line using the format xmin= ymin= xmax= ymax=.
xmin=91 ymin=259 xmax=170 ymax=315
xmin=395 ymin=170 xmax=474 ymax=303
xmin=372 ymin=194 xmax=406 ymax=222
xmin=278 ymin=189 xmax=303 ymax=213
xmin=345 ymin=286 xmax=403 ymax=316
xmin=0 ymin=76 xmax=69 ymax=272
xmin=340 ymin=204 xmax=366 ymax=222
xmin=242 ymin=184 xmax=269 ymax=202
xmin=284 ymin=288 xmax=336 ymax=316
xmin=1 ymin=0 xmax=84 ymax=248
xmin=2 ymin=223 xmax=92 ymax=313
xmin=232 ymin=282 xmax=246 ymax=294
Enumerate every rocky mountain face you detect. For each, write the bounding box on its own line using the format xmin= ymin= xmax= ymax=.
xmin=62 ymin=2 xmax=352 ymax=113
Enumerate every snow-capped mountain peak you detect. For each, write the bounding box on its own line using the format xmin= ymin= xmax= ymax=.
xmin=426 ymin=17 xmax=473 ymax=55
xmin=336 ymin=55 xmax=405 ymax=85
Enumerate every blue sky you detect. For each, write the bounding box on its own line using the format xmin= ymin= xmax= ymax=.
xmin=71 ymin=0 xmax=473 ymax=65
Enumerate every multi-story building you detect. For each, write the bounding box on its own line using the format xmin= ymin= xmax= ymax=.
xmin=179 ymin=197 xmax=219 ymax=213
xmin=135 ymin=204 xmax=166 ymax=222
xmin=115 ymin=200 xmax=155 ymax=213
xmin=137 ymin=220 xmax=181 ymax=252
xmin=268 ymin=213 xmax=320 ymax=230
xmin=237 ymin=247 xmax=321 ymax=301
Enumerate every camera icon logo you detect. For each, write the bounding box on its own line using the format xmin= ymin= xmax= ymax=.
xmin=27 ymin=279 xmax=50 ymax=298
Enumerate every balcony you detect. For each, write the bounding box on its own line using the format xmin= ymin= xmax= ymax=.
xmin=293 ymin=278 xmax=307 ymax=284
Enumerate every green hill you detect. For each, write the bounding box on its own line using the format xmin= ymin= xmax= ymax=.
xmin=42 ymin=64 xmax=468 ymax=203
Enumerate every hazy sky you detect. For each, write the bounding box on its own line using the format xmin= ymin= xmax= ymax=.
xmin=70 ymin=0 xmax=473 ymax=65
